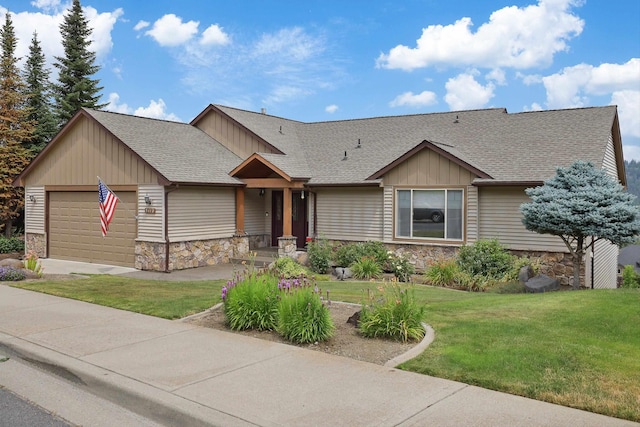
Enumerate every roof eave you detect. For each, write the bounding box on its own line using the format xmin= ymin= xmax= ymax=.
xmin=472 ymin=180 xmax=544 ymax=187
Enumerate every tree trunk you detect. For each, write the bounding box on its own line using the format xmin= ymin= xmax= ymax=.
xmin=3 ymin=220 xmax=12 ymax=238
xmin=572 ymin=236 xmax=584 ymax=290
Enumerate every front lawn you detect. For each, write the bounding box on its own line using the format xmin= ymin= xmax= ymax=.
xmin=9 ymin=276 xmax=639 ymax=421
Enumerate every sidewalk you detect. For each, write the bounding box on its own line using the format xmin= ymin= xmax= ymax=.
xmin=0 ymin=283 xmax=637 ymax=426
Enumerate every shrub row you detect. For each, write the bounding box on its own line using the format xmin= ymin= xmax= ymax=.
xmin=307 ymin=238 xmax=415 ymax=281
xmin=425 ymin=239 xmax=539 ymax=292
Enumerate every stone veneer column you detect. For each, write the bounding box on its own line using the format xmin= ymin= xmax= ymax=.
xmin=277 ymin=236 xmax=297 ymax=258
xmin=25 ymin=233 xmax=46 ymax=258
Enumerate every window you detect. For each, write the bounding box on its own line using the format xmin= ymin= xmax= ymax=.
xmin=396 ymin=189 xmax=463 ymax=240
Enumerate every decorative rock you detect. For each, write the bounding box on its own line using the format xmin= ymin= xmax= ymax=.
xmin=525 ymin=274 xmax=560 ymax=293
xmin=0 ymin=258 xmax=23 ymax=269
xmin=294 ymin=251 xmax=309 ymax=266
xmin=518 ymin=265 xmax=535 ymax=284
xmin=335 ymin=267 xmax=352 ymax=281
xmin=346 ymin=310 xmax=360 ymax=327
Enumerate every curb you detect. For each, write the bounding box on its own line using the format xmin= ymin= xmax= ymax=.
xmin=384 ymin=323 xmax=435 ymax=368
xmin=0 ymin=337 xmax=254 ymax=427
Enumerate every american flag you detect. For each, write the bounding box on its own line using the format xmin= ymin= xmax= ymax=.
xmin=98 ymin=179 xmax=118 ymax=237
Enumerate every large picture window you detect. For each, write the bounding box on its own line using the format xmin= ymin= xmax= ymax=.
xmin=396 ymin=189 xmax=463 ymax=240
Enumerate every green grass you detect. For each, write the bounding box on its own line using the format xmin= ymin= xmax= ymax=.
xmin=11 ymin=275 xmax=225 ymax=319
xmin=10 ymin=276 xmax=639 ymax=421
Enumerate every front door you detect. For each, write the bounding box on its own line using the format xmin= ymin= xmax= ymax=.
xmin=271 ymin=190 xmax=307 ymax=248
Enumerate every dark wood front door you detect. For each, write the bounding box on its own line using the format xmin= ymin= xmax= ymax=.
xmin=271 ymin=190 xmax=307 ymax=248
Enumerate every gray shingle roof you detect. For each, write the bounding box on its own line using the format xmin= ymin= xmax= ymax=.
xmin=216 ymin=105 xmax=618 ymax=185
xmin=84 ymin=109 xmax=243 ymax=185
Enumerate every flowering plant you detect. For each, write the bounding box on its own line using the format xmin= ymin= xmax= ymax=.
xmin=386 ymin=251 xmax=414 ymax=282
xmin=24 ymin=251 xmax=44 ymax=277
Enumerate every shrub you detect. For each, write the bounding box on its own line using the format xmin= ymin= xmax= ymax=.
xmin=334 ymin=241 xmax=387 ymax=268
xmin=0 ymin=236 xmax=25 ymax=254
xmin=0 ymin=266 xmax=26 ymax=281
xmin=387 ymin=252 xmax=415 ymax=282
xmin=277 ymin=286 xmax=334 ymax=344
xmin=622 ymin=265 xmax=640 ymax=289
xmin=457 ymin=239 xmax=514 ymax=279
xmin=271 ymin=256 xmax=307 ymax=278
xmin=351 ymin=256 xmax=382 ymax=280
xmin=222 ymin=272 xmax=279 ymax=331
xmin=359 ymin=282 xmax=425 ymax=342
xmin=424 ymin=258 xmax=458 ymax=287
xmin=307 ymin=238 xmax=332 ymax=274
xmin=503 ymin=256 xmax=540 ymax=282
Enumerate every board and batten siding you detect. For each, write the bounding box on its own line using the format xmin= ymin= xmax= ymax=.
xmin=244 ymin=188 xmax=267 ymax=235
xmin=167 ymin=187 xmax=235 ymax=241
xmin=315 ymin=188 xmax=383 ymax=241
xmin=24 ymin=186 xmax=45 ymax=234
xmin=383 ymin=149 xmax=475 ymax=186
xmin=478 ymin=187 xmax=567 ymax=252
xmin=23 ymin=115 xmax=158 ymax=187
xmin=194 ymin=110 xmax=277 ymax=159
xmin=137 ymin=185 xmax=165 ymax=241
xmin=585 ymin=133 xmax=620 ymax=288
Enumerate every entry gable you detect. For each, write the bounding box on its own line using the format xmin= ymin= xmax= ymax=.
xmin=231 ymin=153 xmax=292 ymax=180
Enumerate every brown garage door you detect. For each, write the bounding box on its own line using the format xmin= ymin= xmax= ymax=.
xmin=49 ymin=191 xmax=137 ymax=267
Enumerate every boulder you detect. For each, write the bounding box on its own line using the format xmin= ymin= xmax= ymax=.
xmin=0 ymin=258 xmax=23 ymax=269
xmin=334 ymin=267 xmax=352 ymax=281
xmin=525 ymin=274 xmax=560 ymax=293
xmin=518 ymin=265 xmax=535 ymax=285
xmin=294 ymin=251 xmax=309 ymax=266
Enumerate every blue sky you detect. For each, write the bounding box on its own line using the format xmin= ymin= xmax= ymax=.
xmin=3 ymin=0 xmax=640 ymax=159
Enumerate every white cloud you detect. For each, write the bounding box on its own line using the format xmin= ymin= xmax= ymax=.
xmin=325 ymin=104 xmax=339 ymax=114
xmin=389 ymin=90 xmax=437 ymax=108
xmin=4 ymin=3 xmax=121 ymax=68
xmin=377 ymin=0 xmax=583 ymax=71
xmin=145 ymin=14 xmax=199 ymax=47
xmin=200 ymin=24 xmax=230 ymax=46
xmin=541 ymin=58 xmax=640 ymax=108
xmin=613 ymin=90 xmax=640 ymax=139
xmin=623 ymin=144 xmax=640 ymax=162
xmin=486 ymin=68 xmax=506 ymax=85
xmin=519 ymin=72 xmax=543 ymax=85
xmin=262 ymin=85 xmax=313 ymax=105
xmin=253 ymin=27 xmax=323 ymax=62
xmin=134 ymin=20 xmax=149 ymax=31
xmin=30 ymin=0 xmax=62 ymax=13
xmin=105 ymin=93 xmax=181 ymax=122
xmin=444 ymin=72 xmax=495 ymax=110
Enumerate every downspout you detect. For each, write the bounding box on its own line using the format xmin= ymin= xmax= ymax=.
xmin=164 ymin=185 xmax=179 ymax=273
xmin=591 ymin=236 xmax=595 ymax=289
xmin=312 ymin=190 xmax=318 ymax=237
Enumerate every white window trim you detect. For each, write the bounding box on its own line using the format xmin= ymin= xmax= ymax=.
xmin=394 ymin=188 xmax=465 ymax=242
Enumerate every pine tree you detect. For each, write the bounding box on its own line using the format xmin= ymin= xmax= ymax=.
xmin=521 ymin=161 xmax=640 ymax=289
xmin=24 ymin=31 xmax=57 ymax=153
xmin=54 ymin=0 xmax=106 ymax=126
xmin=0 ymin=12 xmax=35 ymax=237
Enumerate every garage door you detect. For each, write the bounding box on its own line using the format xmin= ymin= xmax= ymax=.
xmin=49 ymin=191 xmax=137 ymax=267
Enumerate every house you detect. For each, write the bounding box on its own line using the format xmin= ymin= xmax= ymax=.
xmin=14 ymin=104 xmax=626 ymax=288
xmin=618 ymin=245 xmax=640 ymax=274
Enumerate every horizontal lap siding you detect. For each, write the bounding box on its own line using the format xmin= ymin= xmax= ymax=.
xmin=24 ymin=186 xmax=45 ymax=233
xmin=478 ymin=187 xmax=567 ymax=252
xmin=316 ymin=188 xmax=383 ymax=241
xmin=466 ymin=185 xmax=478 ymax=243
xmin=137 ymin=185 xmax=165 ymax=241
xmin=245 ymin=189 xmax=267 ymax=234
xmin=168 ymin=187 xmax=235 ymax=241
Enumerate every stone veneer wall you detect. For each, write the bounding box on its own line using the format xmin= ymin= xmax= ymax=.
xmin=327 ymin=240 xmax=579 ymax=286
xmin=135 ymin=236 xmax=250 ymax=271
xmin=278 ymin=236 xmax=297 ymax=258
xmin=248 ymin=233 xmax=270 ymax=249
xmin=25 ymin=233 xmax=46 ymax=258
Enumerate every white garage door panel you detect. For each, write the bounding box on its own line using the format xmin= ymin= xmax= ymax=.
xmin=49 ymin=192 xmax=136 ymax=267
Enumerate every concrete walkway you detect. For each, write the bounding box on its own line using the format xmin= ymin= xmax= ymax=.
xmin=1 ymin=263 xmax=638 ymax=426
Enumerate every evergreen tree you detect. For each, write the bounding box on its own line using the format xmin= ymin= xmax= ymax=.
xmin=0 ymin=12 xmax=35 ymax=237
xmin=521 ymin=161 xmax=640 ymax=289
xmin=54 ymin=0 xmax=106 ymax=126
xmin=24 ymin=31 xmax=57 ymax=153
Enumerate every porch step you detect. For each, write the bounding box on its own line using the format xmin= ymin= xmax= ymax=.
xmin=231 ymin=249 xmax=278 ymax=268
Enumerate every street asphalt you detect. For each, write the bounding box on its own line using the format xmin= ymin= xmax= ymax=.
xmin=0 ymin=259 xmax=637 ymax=426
